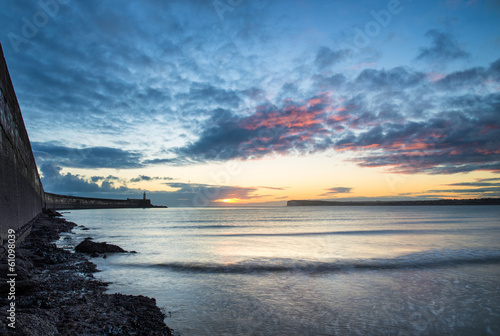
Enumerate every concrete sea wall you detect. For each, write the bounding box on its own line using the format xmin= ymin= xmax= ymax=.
xmin=0 ymin=44 xmax=44 ymax=248
xmin=0 ymin=43 xmax=159 ymax=255
xmin=45 ymin=192 xmax=152 ymax=210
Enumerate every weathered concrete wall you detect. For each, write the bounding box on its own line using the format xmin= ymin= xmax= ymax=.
xmin=45 ymin=192 xmax=152 ymax=210
xmin=0 ymin=42 xmax=162 ymax=255
xmin=0 ymin=43 xmax=44 ymax=247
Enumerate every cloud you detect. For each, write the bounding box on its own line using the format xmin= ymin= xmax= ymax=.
xmin=446 ymin=180 xmax=500 ymax=187
xmin=33 ymin=142 xmax=143 ymax=169
xmin=40 ymin=163 xmax=130 ymax=195
xmin=427 ymin=186 xmax=500 ymax=197
xmin=313 ymin=73 xmax=347 ymax=90
xmin=142 ymin=158 xmax=178 ymax=165
xmin=166 ymin=58 xmax=500 ymax=175
xmin=175 ymin=93 xmax=340 ymax=162
xmin=353 ymin=67 xmax=426 ymax=91
xmin=314 ymin=47 xmax=351 ymax=69
xmin=130 ymin=175 xmax=174 ymax=182
xmin=91 ymin=175 xmax=120 ymax=182
xmin=3 ymin=1 xmax=499 ymax=182
xmin=28 ymin=54 xmax=499 ymax=176
xmin=258 ymin=186 xmax=288 ymax=190
xmin=416 ymin=30 xmax=469 ymax=63
xmin=435 ymin=57 xmax=500 ymax=91
xmin=320 ymin=187 xmax=352 ymax=196
xmin=337 ymin=89 xmax=500 ymax=174
xmin=175 ymin=82 xmax=243 ymax=109
xmin=130 ymin=175 xmax=153 ymax=182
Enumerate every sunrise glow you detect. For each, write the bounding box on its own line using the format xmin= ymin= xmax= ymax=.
xmin=221 ymin=199 xmax=239 ymax=204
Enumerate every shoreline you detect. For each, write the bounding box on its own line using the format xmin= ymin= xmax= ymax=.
xmin=0 ymin=213 xmax=173 ymax=335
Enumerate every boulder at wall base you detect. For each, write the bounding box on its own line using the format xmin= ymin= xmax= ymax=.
xmin=43 ymin=208 xmax=63 ymax=217
xmin=75 ymin=238 xmax=127 ymax=254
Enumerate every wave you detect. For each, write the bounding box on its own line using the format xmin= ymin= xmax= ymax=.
xmin=204 ymin=228 xmax=493 ymax=237
xmin=127 ymin=250 xmax=500 ymax=274
xmin=165 ymin=218 xmax=307 ymax=223
xmin=169 ymin=225 xmax=255 ymax=229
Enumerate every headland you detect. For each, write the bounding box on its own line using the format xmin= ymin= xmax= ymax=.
xmin=287 ymin=198 xmax=500 ymax=206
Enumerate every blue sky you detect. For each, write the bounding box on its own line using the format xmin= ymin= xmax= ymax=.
xmin=1 ymin=0 xmax=499 ymax=206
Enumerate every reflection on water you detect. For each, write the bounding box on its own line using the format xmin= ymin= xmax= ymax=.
xmin=62 ymin=206 xmax=500 ymax=335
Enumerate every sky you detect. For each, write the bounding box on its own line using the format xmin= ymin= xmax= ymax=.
xmin=1 ymin=0 xmax=500 ymax=207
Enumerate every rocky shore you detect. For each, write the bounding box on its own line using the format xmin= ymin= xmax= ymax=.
xmin=0 ymin=213 xmax=173 ymax=335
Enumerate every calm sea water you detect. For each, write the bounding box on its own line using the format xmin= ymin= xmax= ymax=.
xmin=59 ymin=206 xmax=500 ymax=335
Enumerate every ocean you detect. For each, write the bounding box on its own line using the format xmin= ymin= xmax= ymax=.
xmin=58 ymin=206 xmax=500 ymax=335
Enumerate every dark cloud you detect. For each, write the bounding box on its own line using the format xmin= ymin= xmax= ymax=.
xmin=446 ymin=178 xmax=500 ymax=187
xmin=416 ymin=30 xmax=469 ymax=63
xmin=90 ymin=175 xmax=119 ymax=182
xmin=176 ymin=82 xmax=243 ymax=109
xmin=435 ymin=57 xmax=500 ymax=91
xmin=130 ymin=175 xmax=153 ymax=182
xmin=33 ymin=142 xmax=143 ymax=169
xmin=176 ymin=109 xmax=255 ymax=161
xmin=338 ymin=91 xmax=500 ymax=174
xmin=427 ymin=187 xmax=500 ymax=197
xmin=435 ymin=67 xmax=486 ymax=91
xmin=40 ymin=163 xmax=130 ymax=195
xmin=130 ymin=175 xmax=174 ymax=182
xmin=313 ymin=73 xmax=346 ymax=90
xmin=320 ymin=187 xmax=352 ymax=196
xmin=176 ymin=95 xmax=336 ymax=161
xmin=353 ymin=67 xmax=426 ymax=91
xmin=142 ymin=158 xmax=178 ymax=165
xmin=314 ymin=47 xmax=351 ymax=69
xmin=258 ymin=186 xmax=287 ymax=190
xmin=279 ymin=82 xmax=300 ymax=97
xmin=475 ymin=177 xmax=500 ymax=183
xmin=447 ymin=182 xmax=498 ymax=187
xmin=489 ymin=57 xmax=500 ymax=81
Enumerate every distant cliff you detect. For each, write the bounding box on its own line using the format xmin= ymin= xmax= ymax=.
xmin=287 ymin=199 xmax=500 ymax=206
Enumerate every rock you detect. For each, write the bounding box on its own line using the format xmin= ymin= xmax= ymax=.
xmin=43 ymin=208 xmax=62 ymax=217
xmin=16 ymin=311 xmax=59 ymax=336
xmin=0 ymin=215 xmax=173 ymax=336
xmin=75 ymin=238 xmax=127 ymax=254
